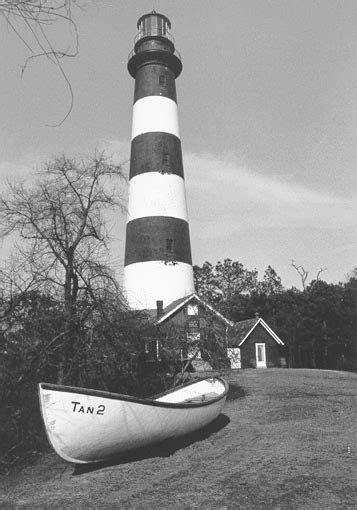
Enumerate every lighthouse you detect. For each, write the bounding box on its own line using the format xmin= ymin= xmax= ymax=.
xmin=124 ymin=12 xmax=195 ymax=309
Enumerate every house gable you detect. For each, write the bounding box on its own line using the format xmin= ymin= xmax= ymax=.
xmin=230 ymin=317 xmax=284 ymax=347
xmin=156 ymin=293 xmax=233 ymax=327
xmin=239 ymin=323 xmax=284 ymax=368
xmin=152 ymin=293 xmax=232 ymax=371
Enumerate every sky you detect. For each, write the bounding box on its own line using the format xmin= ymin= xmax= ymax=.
xmin=1 ymin=0 xmax=357 ymax=289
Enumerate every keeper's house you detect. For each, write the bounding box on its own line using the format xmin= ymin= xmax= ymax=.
xmin=149 ymin=294 xmax=285 ymax=370
xmin=154 ymin=293 xmax=232 ymax=371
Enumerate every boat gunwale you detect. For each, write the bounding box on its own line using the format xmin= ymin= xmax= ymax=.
xmin=39 ymin=377 xmax=229 ymax=409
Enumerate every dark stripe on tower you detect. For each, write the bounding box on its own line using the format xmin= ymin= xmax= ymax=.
xmin=130 ymin=132 xmax=183 ymax=179
xmin=125 ymin=216 xmax=192 ymax=266
xmin=134 ymin=64 xmax=177 ymax=102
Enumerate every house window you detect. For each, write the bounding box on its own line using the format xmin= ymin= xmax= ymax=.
xmin=187 ymin=331 xmax=200 ymax=343
xmin=227 ymin=348 xmax=241 ymax=369
xmin=188 ymin=345 xmax=201 ymax=360
xmin=143 ymin=337 xmax=157 ymax=360
xmin=187 ymin=318 xmax=199 ymax=330
xmin=187 ymin=303 xmax=198 ymax=316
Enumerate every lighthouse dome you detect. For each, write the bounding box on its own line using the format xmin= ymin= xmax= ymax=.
xmin=136 ymin=11 xmax=172 ymax=38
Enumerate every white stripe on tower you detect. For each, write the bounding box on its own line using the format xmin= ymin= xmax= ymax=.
xmin=131 ymin=96 xmax=180 ymax=139
xmin=124 ymin=262 xmax=195 ymax=311
xmin=127 ymin=173 xmax=189 ymax=222
xmin=124 ymin=11 xmax=194 ymax=310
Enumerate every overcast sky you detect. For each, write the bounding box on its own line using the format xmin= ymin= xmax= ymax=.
xmin=1 ymin=0 xmax=356 ymax=289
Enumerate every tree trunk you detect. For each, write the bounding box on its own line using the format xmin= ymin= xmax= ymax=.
xmin=311 ymin=340 xmax=316 ymax=369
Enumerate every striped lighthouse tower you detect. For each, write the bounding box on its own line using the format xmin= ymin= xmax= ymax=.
xmin=124 ymin=11 xmax=195 ymax=309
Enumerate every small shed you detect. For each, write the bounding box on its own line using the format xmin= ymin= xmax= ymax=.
xmin=228 ymin=317 xmax=285 ymax=369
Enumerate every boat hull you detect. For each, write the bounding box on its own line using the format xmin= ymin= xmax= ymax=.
xmin=39 ymin=377 xmax=228 ymax=464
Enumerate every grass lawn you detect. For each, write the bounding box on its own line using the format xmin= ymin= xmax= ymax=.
xmin=1 ymin=369 xmax=356 ymax=508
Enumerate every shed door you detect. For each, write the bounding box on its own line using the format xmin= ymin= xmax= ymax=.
xmin=255 ymin=343 xmax=267 ymax=368
xmin=227 ymin=348 xmax=241 ymax=369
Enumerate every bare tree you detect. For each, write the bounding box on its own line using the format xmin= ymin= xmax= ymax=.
xmin=0 ymin=1 xmax=84 ymax=125
xmin=291 ymin=260 xmax=327 ymax=290
xmin=0 ymin=152 xmax=127 ymax=381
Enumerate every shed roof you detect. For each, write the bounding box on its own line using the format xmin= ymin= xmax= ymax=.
xmin=230 ymin=317 xmax=284 ymax=346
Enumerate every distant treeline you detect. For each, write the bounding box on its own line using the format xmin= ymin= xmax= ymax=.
xmin=194 ymin=259 xmax=357 ymax=371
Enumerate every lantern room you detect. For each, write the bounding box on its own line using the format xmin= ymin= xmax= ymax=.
xmin=128 ymin=11 xmax=182 ymax=78
xmin=136 ymin=11 xmax=172 ymax=42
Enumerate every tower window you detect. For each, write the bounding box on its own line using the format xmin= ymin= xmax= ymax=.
xmin=159 ymin=75 xmax=166 ymax=86
xmin=161 ymin=153 xmax=171 ymax=174
xmin=165 ymin=238 xmax=177 ymax=265
xmin=162 ymin=153 xmax=170 ymax=165
xmin=166 ymin=238 xmax=174 ymax=252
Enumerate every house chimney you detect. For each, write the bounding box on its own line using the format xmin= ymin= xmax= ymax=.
xmin=156 ymin=300 xmax=164 ymax=320
xmin=254 ymin=311 xmax=259 ymax=319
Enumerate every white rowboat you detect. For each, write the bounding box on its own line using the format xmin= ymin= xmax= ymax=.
xmin=38 ymin=377 xmax=228 ymax=464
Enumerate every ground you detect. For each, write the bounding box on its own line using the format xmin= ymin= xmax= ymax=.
xmin=1 ymin=369 xmax=356 ymax=509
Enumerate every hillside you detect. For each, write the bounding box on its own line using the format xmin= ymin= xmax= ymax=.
xmin=1 ymin=369 xmax=356 ymax=508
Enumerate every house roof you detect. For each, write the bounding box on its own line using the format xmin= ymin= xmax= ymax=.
xmin=231 ymin=317 xmax=284 ymax=346
xmin=161 ymin=295 xmax=190 ymax=317
xmin=143 ymin=308 xmax=158 ymax=321
xmin=231 ymin=318 xmax=259 ymax=343
xmin=156 ymin=293 xmax=234 ymax=327
xmin=147 ymin=295 xmax=284 ymax=346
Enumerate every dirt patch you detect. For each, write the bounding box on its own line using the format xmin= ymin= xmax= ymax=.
xmin=1 ymin=369 xmax=356 ymax=508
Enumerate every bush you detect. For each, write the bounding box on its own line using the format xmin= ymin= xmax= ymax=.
xmin=0 ymin=294 xmax=164 ymax=472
